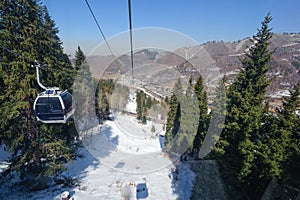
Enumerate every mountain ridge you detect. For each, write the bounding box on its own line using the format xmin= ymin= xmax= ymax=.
xmin=85 ymin=33 xmax=300 ymax=96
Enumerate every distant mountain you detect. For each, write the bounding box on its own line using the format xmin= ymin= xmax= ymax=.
xmin=86 ymin=33 xmax=300 ymax=97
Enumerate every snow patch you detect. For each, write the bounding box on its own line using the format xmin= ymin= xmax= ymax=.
xmin=0 ymin=145 xmax=11 ymax=173
xmin=0 ymin=90 xmax=195 ymax=199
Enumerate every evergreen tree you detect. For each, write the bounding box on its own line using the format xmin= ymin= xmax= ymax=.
xmin=0 ymin=0 xmax=76 ymax=189
xmin=218 ymin=13 xmax=273 ymax=198
xmin=174 ymin=76 xmax=199 ymax=154
xmin=38 ymin=7 xmax=74 ymax=90
xmin=101 ymin=92 xmax=110 ymax=120
xmin=73 ymin=46 xmax=95 ymax=127
xmin=136 ymin=90 xmax=148 ymax=124
xmin=248 ymin=82 xmax=300 ymax=198
xmin=173 ymin=77 xmax=184 ymax=96
xmin=192 ymin=75 xmax=209 ymax=157
xmin=164 ymin=94 xmax=181 ymax=149
xmin=96 ymin=89 xmax=110 ymax=122
xmin=74 ymin=46 xmax=91 ymax=84
xmin=95 ymin=79 xmax=115 ymax=123
xmin=210 ymin=76 xmax=228 ymax=158
xmin=110 ymin=84 xmax=129 ymax=112
xmin=280 ymin=82 xmax=300 ymax=154
xmin=74 ymin=46 xmax=86 ymax=71
xmin=254 ymin=83 xmax=299 ymax=182
xmin=146 ymin=97 xmax=153 ymax=109
xmin=280 ymin=82 xmax=300 ymax=199
xmin=276 ymin=82 xmax=300 ymax=170
xmin=136 ymin=91 xmax=143 ymax=120
xmin=164 ymin=78 xmax=183 ymax=149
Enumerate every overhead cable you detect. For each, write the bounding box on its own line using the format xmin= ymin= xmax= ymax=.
xmin=128 ymin=0 xmax=134 ymax=82
xmin=84 ymin=0 xmax=115 ymax=57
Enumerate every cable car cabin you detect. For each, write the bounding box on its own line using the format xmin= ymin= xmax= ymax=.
xmin=33 ymin=88 xmax=75 ymax=124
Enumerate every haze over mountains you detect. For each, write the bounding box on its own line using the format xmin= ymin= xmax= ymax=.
xmin=86 ymin=33 xmax=300 ymax=97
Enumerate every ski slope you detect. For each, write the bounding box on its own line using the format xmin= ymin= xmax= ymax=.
xmin=0 ymin=92 xmax=196 ymax=199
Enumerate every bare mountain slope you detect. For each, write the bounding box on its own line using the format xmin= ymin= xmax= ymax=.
xmin=86 ymin=33 xmax=300 ymax=96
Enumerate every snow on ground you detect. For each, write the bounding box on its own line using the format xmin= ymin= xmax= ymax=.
xmin=62 ymin=148 xmax=193 ymax=200
xmin=64 ymin=124 xmax=196 ymax=200
xmin=0 ymin=145 xmax=10 ymax=173
xmin=0 ymin=91 xmax=196 ymax=199
xmin=124 ymin=89 xmax=137 ymax=114
xmin=0 ymin=113 xmax=196 ymax=200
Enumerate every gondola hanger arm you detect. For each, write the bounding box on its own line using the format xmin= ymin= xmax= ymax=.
xmin=31 ymin=60 xmax=47 ymax=90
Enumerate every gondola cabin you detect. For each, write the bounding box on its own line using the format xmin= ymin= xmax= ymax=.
xmin=33 ymin=88 xmax=75 ymax=124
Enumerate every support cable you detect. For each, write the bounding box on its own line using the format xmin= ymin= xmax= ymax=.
xmin=128 ymin=0 xmax=134 ymax=83
xmin=84 ymin=0 xmax=115 ymax=57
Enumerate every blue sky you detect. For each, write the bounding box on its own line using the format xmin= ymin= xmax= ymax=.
xmin=41 ymin=0 xmax=300 ymax=57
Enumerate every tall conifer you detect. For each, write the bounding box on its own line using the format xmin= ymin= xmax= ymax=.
xmin=0 ymin=0 xmax=76 ymax=188
xmin=192 ymin=75 xmax=209 ymax=156
xmin=210 ymin=76 xmax=228 ymax=158
xmin=218 ymin=14 xmax=273 ymax=198
xmin=164 ymin=78 xmax=183 ymax=149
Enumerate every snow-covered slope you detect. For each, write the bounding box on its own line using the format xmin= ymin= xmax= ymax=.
xmin=0 ymin=111 xmax=195 ymax=199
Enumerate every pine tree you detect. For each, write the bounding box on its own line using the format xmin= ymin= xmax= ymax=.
xmin=110 ymin=84 xmax=129 ymax=112
xmin=146 ymin=97 xmax=153 ymax=109
xmin=74 ymin=46 xmax=92 ymax=84
xmin=248 ymin=82 xmax=300 ymax=197
xmin=0 ymin=0 xmax=76 ymax=189
xmin=0 ymin=0 xmax=44 ymax=177
xmin=219 ymin=13 xmax=273 ymax=198
xmin=255 ymin=83 xmax=300 ymax=180
xmin=164 ymin=94 xmax=181 ymax=149
xmin=164 ymin=78 xmax=183 ymax=149
xmin=136 ymin=91 xmax=143 ymax=120
xmin=173 ymin=77 xmax=184 ymax=96
xmin=277 ymin=82 xmax=300 ymax=168
xmin=174 ymin=76 xmax=199 ymax=154
xmin=279 ymin=83 xmax=300 ymax=198
xmin=136 ymin=90 xmax=148 ymax=124
xmin=210 ymin=76 xmax=228 ymax=158
xmin=101 ymin=92 xmax=110 ymax=120
xmin=192 ymin=75 xmax=209 ymax=157
xmin=95 ymin=79 xmax=115 ymax=123
xmin=74 ymin=46 xmax=86 ymax=71
xmin=73 ymin=46 xmax=95 ymax=128
xmin=38 ymin=7 xmax=74 ymax=90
